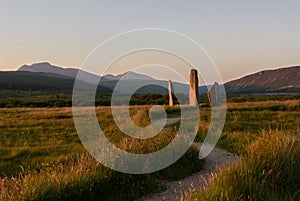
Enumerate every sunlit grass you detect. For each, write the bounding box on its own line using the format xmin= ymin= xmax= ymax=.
xmin=196 ymin=100 xmax=300 ymax=154
xmin=0 ymin=100 xmax=299 ymax=200
xmin=189 ymin=100 xmax=300 ymax=200
xmin=191 ymin=131 xmax=300 ymax=201
xmin=0 ymin=106 xmax=203 ymax=200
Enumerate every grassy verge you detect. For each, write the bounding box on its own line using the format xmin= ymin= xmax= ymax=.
xmin=191 ymin=131 xmax=300 ymax=201
xmin=190 ymin=100 xmax=300 ymax=200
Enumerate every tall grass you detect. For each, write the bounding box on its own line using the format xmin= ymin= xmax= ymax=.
xmin=1 ymin=100 xmax=299 ymax=200
xmin=0 ymin=153 xmax=161 ymax=201
xmin=191 ymin=131 xmax=300 ymax=201
xmin=0 ymin=149 xmax=203 ymax=201
xmin=192 ymin=100 xmax=300 ymax=200
xmin=0 ymin=106 xmax=203 ymax=200
xmin=196 ymin=100 xmax=300 ymax=154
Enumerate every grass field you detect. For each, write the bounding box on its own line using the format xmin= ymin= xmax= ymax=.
xmin=0 ymin=106 xmax=202 ymax=200
xmin=192 ymin=99 xmax=300 ymax=200
xmin=0 ymin=99 xmax=299 ymax=200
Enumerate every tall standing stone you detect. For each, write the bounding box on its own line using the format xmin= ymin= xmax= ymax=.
xmin=189 ymin=69 xmax=199 ymax=106
xmin=168 ymin=80 xmax=174 ymax=106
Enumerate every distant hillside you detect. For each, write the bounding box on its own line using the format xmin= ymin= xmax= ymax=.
xmin=13 ymin=62 xmax=300 ymax=95
xmin=18 ymin=62 xmax=154 ymax=81
xmin=103 ymin=71 xmax=154 ymax=81
xmin=225 ymin=66 xmax=300 ymax=94
xmin=0 ymin=71 xmax=111 ymax=93
xmin=18 ymin=62 xmax=100 ymax=82
xmin=16 ymin=62 xmax=205 ymax=95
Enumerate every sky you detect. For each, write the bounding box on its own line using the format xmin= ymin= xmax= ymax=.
xmin=1 ymin=0 xmax=300 ymax=82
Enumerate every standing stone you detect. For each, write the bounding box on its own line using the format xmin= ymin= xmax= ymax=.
xmin=208 ymin=82 xmax=220 ymax=107
xmin=168 ymin=80 xmax=174 ymax=106
xmin=189 ymin=69 xmax=199 ymax=106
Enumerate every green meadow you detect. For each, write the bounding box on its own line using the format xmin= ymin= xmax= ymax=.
xmin=0 ymin=106 xmax=202 ymax=200
xmin=0 ymin=98 xmax=299 ymax=200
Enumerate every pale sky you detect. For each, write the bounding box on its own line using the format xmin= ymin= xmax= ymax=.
xmin=1 ymin=0 xmax=300 ymax=82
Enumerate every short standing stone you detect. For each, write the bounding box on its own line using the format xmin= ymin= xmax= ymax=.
xmin=168 ymin=80 xmax=174 ymax=106
xmin=208 ymin=82 xmax=221 ymax=107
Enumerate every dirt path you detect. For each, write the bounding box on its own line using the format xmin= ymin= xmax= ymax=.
xmin=142 ymin=143 xmax=238 ymax=201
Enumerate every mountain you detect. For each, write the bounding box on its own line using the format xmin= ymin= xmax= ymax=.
xmin=103 ymin=71 xmax=154 ymax=81
xmin=17 ymin=62 xmax=196 ymax=94
xmin=18 ymin=62 xmax=155 ymax=81
xmin=18 ymin=62 xmax=155 ymax=83
xmin=12 ymin=62 xmax=300 ymax=95
xmin=225 ymin=66 xmax=300 ymax=94
xmin=100 ymin=72 xmax=207 ymax=95
xmin=0 ymin=71 xmax=111 ymax=93
xmin=18 ymin=62 xmax=100 ymax=82
xmin=19 ymin=62 xmax=77 ymax=77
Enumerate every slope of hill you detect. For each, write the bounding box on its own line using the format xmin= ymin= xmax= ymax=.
xmin=18 ymin=62 xmax=154 ymax=81
xmin=0 ymin=71 xmax=111 ymax=93
xmin=16 ymin=62 xmax=198 ymax=95
xmin=19 ymin=62 xmax=77 ymax=77
xmin=18 ymin=62 xmax=101 ymax=82
xmin=225 ymin=66 xmax=300 ymax=94
xmin=103 ymin=71 xmax=154 ymax=81
xmin=12 ymin=62 xmax=300 ymax=95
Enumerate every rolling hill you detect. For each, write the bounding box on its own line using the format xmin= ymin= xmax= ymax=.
xmin=225 ymin=66 xmax=300 ymax=94
xmin=5 ymin=62 xmax=300 ymax=95
xmin=18 ymin=62 xmax=153 ymax=81
xmin=16 ymin=62 xmax=206 ymax=95
xmin=0 ymin=71 xmax=111 ymax=93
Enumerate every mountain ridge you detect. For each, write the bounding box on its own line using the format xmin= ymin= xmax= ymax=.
xmin=12 ymin=62 xmax=300 ymax=95
xmin=18 ymin=62 xmax=155 ymax=81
